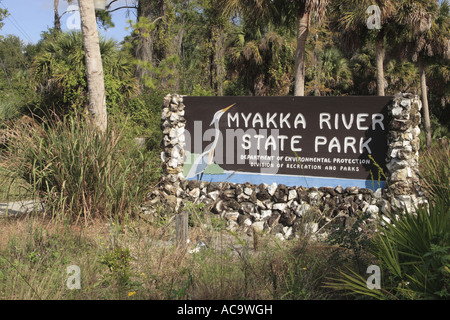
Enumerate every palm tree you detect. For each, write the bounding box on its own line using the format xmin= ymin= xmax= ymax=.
xmin=54 ymin=0 xmax=61 ymax=31
xmin=306 ymin=46 xmax=353 ymax=96
xmin=329 ymin=0 xmax=397 ymax=96
xmin=396 ymin=0 xmax=450 ymax=148
xmin=384 ymin=59 xmax=419 ymax=95
xmin=32 ymin=31 xmax=137 ymax=116
xmin=78 ymin=0 xmax=107 ymax=133
xmin=224 ymin=0 xmax=328 ymax=96
xmin=291 ymin=0 xmax=329 ymax=96
xmin=132 ymin=0 xmax=164 ymax=87
xmin=227 ymin=24 xmax=296 ymax=96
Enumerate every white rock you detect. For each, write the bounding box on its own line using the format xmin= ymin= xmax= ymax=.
xmin=169 ymin=112 xmax=179 ymax=122
xmin=289 ymin=200 xmax=299 ymax=209
xmin=226 ymin=220 xmax=238 ymax=231
xmin=256 ymin=199 xmax=266 ymax=209
xmin=272 ymin=203 xmax=287 ymax=211
xmin=250 ymin=212 xmax=261 ymax=221
xmin=400 ymin=99 xmax=411 ymax=107
xmin=169 ymin=127 xmax=184 ymax=139
xmin=374 ymin=188 xmax=383 ymax=199
xmin=208 ymin=190 xmax=219 ymax=201
xmin=224 ymin=211 xmax=239 ymax=221
xmin=295 ymin=203 xmax=311 ymax=216
xmin=381 ymin=215 xmax=391 ymax=225
xmin=188 ymin=187 xmax=200 ymax=198
xmin=309 ymin=192 xmax=321 ymax=202
xmin=361 ymin=202 xmax=370 ymax=213
xmin=267 ymin=183 xmax=277 ymax=196
xmin=172 ymin=95 xmax=182 ymax=105
xmin=283 ymin=226 xmax=293 ymax=239
xmin=168 ymin=158 xmax=179 ymax=168
xmin=171 ymin=148 xmax=181 ymax=160
xmin=189 ymin=241 xmax=207 ymax=254
xmin=161 ymin=108 xmax=169 ymax=119
xmin=412 ymin=127 xmax=421 ymax=137
xmin=243 ymin=218 xmax=253 ymax=227
xmin=304 ymin=222 xmax=318 ymax=234
xmin=390 ymin=148 xmax=399 ymax=158
xmin=366 ymin=205 xmax=379 ymax=216
xmin=260 ymin=210 xmax=272 ymax=219
xmin=244 ymin=187 xmax=253 ymax=196
xmin=252 ymin=221 xmax=265 ymax=233
xmin=275 ymin=233 xmax=285 ymax=242
xmin=288 ymin=189 xmax=297 ymax=201
xmin=392 ymin=106 xmax=403 ymax=116
xmin=176 ymin=188 xmax=184 ymax=197
xmin=264 ymin=202 xmax=273 ymax=210
xmin=237 ymin=193 xmax=250 ymax=202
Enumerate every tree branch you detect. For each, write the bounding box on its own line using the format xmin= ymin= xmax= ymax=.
xmin=107 ymin=5 xmax=137 ymax=14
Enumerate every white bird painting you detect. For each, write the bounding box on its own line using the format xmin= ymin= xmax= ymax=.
xmin=186 ymin=103 xmax=236 ymax=180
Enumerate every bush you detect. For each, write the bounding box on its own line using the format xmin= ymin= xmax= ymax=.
xmin=31 ymin=31 xmax=137 ymax=118
xmin=419 ymin=138 xmax=450 ymax=206
xmin=1 ymin=115 xmax=160 ymax=223
xmin=325 ymin=198 xmax=450 ymax=299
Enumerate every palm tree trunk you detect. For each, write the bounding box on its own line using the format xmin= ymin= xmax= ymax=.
xmin=375 ymin=30 xmax=385 ymax=96
xmin=210 ymin=24 xmax=226 ymax=96
xmin=135 ymin=0 xmax=155 ymax=86
xmin=418 ymin=55 xmax=432 ymax=149
xmin=54 ymin=0 xmax=61 ymax=31
xmin=78 ymin=0 xmax=107 ymax=133
xmin=294 ymin=4 xmax=309 ymax=96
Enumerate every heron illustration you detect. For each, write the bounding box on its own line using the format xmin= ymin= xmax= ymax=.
xmin=186 ymin=103 xmax=236 ymax=180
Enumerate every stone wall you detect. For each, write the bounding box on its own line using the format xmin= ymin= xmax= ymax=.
xmin=385 ymin=93 xmax=427 ymax=213
xmin=158 ymin=93 xmax=427 ymax=240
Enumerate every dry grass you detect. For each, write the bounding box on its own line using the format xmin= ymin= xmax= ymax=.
xmin=0 ymin=209 xmax=346 ymax=300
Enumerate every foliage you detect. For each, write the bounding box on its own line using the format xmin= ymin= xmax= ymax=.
xmin=0 ymin=6 xmax=8 ymax=29
xmin=1 ymin=115 xmax=159 ymax=223
xmin=227 ymin=22 xmax=295 ymax=96
xmin=109 ymin=90 xmax=164 ymax=152
xmin=419 ymin=138 xmax=450 ymax=207
xmin=326 ymin=211 xmax=376 ymax=274
xmin=99 ymin=245 xmax=135 ymax=288
xmin=326 ymin=198 xmax=450 ymax=300
xmin=0 ymin=35 xmax=36 ymax=123
xmin=31 ymin=31 xmax=137 ymax=117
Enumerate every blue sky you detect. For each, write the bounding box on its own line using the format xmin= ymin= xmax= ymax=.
xmin=0 ymin=0 xmax=136 ymax=44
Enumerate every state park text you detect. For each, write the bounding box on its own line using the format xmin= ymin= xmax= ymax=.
xmin=182 ymin=96 xmax=391 ymax=182
xmin=185 ymin=111 xmax=384 ymax=157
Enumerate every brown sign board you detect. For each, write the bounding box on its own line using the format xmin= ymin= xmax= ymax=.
xmin=182 ymin=96 xmax=392 ymax=189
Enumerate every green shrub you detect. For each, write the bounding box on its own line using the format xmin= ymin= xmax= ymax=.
xmin=325 ymin=198 xmax=450 ymax=300
xmin=419 ymin=138 xmax=450 ymax=206
xmin=31 ymin=31 xmax=137 ymax=118
xmin=99 ymin=246 xmax=135 ymax=288
xmin=1 ymin=115 xmax=160 ymax=223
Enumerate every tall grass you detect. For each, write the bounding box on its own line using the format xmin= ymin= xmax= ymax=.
xmin=1 ymin=115 xmax=159 ymax=223
xmin=419 ymin=138 xmax=450 ymax=206
xmin=324 ymin=140 xmax=450 ymax=299
xmin=325 ymin=195 xmax=450 ymax=299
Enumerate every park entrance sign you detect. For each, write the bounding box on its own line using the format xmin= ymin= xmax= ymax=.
xmin=181 ymin=96 xmax=392 ymax=189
